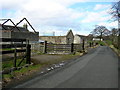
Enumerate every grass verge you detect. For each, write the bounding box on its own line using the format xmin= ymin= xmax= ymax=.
xmin=2 ymin=53 xmax=82 ymax=88
xmin=109 ymin=45 xmax=120 ymax=56
xmin=2 ymin=59 xmax=26 ymax=70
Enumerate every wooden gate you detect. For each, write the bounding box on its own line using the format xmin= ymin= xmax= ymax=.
xmin=1 ymin=38 xmax=31 ymax=67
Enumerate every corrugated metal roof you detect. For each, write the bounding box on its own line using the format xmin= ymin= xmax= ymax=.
xmin=0 ymin=24 xmax=28 ymax=32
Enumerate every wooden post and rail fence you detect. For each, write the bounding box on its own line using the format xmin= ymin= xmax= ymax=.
xmin=1 ymin=38 xmax=96 ymax=69
xmin=1 ymin=38 xmax=31 ymax=68
xmin=42 ymin=39 xmax=96 ymax=54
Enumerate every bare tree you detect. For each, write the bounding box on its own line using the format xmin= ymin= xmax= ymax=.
xmin=91 ymin=25 xmax=110 ymax=41
xmin=110 ymin=1 xmax=120 ymax=22
xmin=110 ymin=0 xmax=120 ymax=49
xmin=111 ymin=28 xmax=119 ymax=36
xmin=110 ymin=28 xmax=118 ymax=43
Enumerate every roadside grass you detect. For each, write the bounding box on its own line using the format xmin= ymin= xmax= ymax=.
xmin=87 ymin=40 xmax=106 ymax=46
xmin=13 ymin=64 xmax=42 ymax=76
xmin=0 ymin=48 xmax=15 ymax=51
xmin=105 ymin=40 xmax=112 ymax=46
xmin=98 ymin=41 xmax=106 ymax=46
xmin=109 ymin=45 xmax=120 ymax=56
xmin=31 ymin=54 xmax=81 ymax=67
xmin=31 ymin=50 xmax=44 ymax=55
xmin=103 ymin=40 xmax=120 ymax=56
xmin=0 ymin=62 xmax=2 ymax=72
xmin=2 ymin=44 xmax=98 ymax=87
xmin=3 ymin=64 xmax=42 ymax=77
xmin=2 ymin=63 xmax=43 ymax=86
xmin=87 ymin=40 xmax=94 ymax=43
xmin=2 ymin=53 xmax=82 ymax=87
xmin=2 ymin=59 xmax=26 ymax=69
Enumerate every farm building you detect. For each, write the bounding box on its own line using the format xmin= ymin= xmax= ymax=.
xmin=39 ymin=30 xmax=74 ymax=44
xmin=74 ymin=34 xmax=88 ymax=44
xmin=0 ymin=24 xmax=39 ymax=42
xmin=93 ymin=38 xmax=103 ymax=41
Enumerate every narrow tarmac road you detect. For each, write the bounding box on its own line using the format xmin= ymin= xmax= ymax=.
xmin=14 ymin=46 xmax=118 ymax=88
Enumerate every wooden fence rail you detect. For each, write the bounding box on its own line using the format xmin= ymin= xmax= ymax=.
xmin=30 ymin=40 xmax=96 ymax=54
xmin=1 ymin=38 xmax=31 ymax=68
xmin=43 ymin=40 xmax=89 ymax=54
xmin=1 ymin=44 xmax=26 ymax=48
xmin=0 ymin=38 xmax=26 ymax=42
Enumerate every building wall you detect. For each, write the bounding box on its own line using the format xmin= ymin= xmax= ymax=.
xmin=1 ymin=31 xmax=12 ymax=38
xmin=66 ymin=30 xmax=74 ymax=44
xmin=39 ymin=36 xmax=66 ymax=44
xmin=12 ymin=32 xmax=39 ymax=41
xmin=39 ymin=30 xmax=74 ymax=44
xmin=93 ymin=38 xmax=103 ymax=41
xmin=74 ymin=35 xmax=87 ymax=44
xmin=74 ymin=35 xmax=81 ymax=44
xmin=54 ymin=36 xmax=66 ymax=44
xmin=1 ymin=31 xmax=39 ymax=42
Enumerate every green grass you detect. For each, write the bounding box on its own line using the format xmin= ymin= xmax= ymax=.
xmin=2 ymin=59 xmax=26 ymax=69
xmin=14 ymin=64 xmax=42 ymax=74
xmin=87 ymin=40 xmax=103 ymax=46
xmin=2 ymin=53 xmax=82 ymax=87
xmin=96 ymin=41 xmax=105 ymax=46
xmin=110 ymin=45 xmax=120 ymax=56
xmin=2 ymin=64 xmax=42 ymax=82
xmin=87 ymin=40 xmax=94 ymax=43
xmin=105 ymin=40 xmax=112 ymax=46
xmin=0 ymin=62 xmax=2 ymax=70
xmin=1 ymin=48 xmax=15 ymax=51
xmin=2 ymin=61 xmax=13 ymax=69
xmin=3 ymin=74 xmax=12 ymax=78
xmin=2 ymin=64 xmax=42 ymax=83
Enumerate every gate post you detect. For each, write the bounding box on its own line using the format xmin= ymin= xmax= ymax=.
xmin=82 ymin=39 xmax=85 ymax=52
xmin=90 ymin=42 xmax=92 ymax=47
xmin=44 ymin=41 xmax=47 ymax=54
xmin=26 ymin=44 xmax=31 ymax=64
xmin=71 ymin=43 xmax=74 ymax=53
xmin=14 ymin=48 xmax=17 ymax=67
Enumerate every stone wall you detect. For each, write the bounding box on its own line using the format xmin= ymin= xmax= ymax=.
xmin=39 ymin=30 xmax=74 ymax=44
xmin=74 ymin=35 xmax=81 ymax=44
xmin=39 ymin=36 xmax=66 ymax=44
xmin=66 ymin=30 xmax=74 ymax=44
xmin=74 ymin=35 xmax=88 ymax=44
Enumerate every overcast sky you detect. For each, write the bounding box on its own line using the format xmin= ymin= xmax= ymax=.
xmin=0 ymin=0 xmax=118 ymax=36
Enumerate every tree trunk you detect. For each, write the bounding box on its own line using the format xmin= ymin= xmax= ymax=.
xmin=100 ymin=32 xmax=102 ymax=41
xmin=118 ymin=28 xmax=120 ymax=50
xmin=118 ymin=18 xmax=120 ymax=50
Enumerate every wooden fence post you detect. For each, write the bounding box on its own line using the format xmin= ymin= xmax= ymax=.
xmin=26 ymin=44 xmax=31 ymax=64
xmin=82 ymin=39 xmax=85 ymax=51
xmin=71 ymin=43 xmax=74 ymax=53
xmin=14 ymin=48 xmax=17 ymax=67
xmin=93 ymin=41 xmax=94 ymax=47
xmin=44 ymin=41 xmax=47 ymax=53
xmin=90 ymin=42 xmax=92 ymax=47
